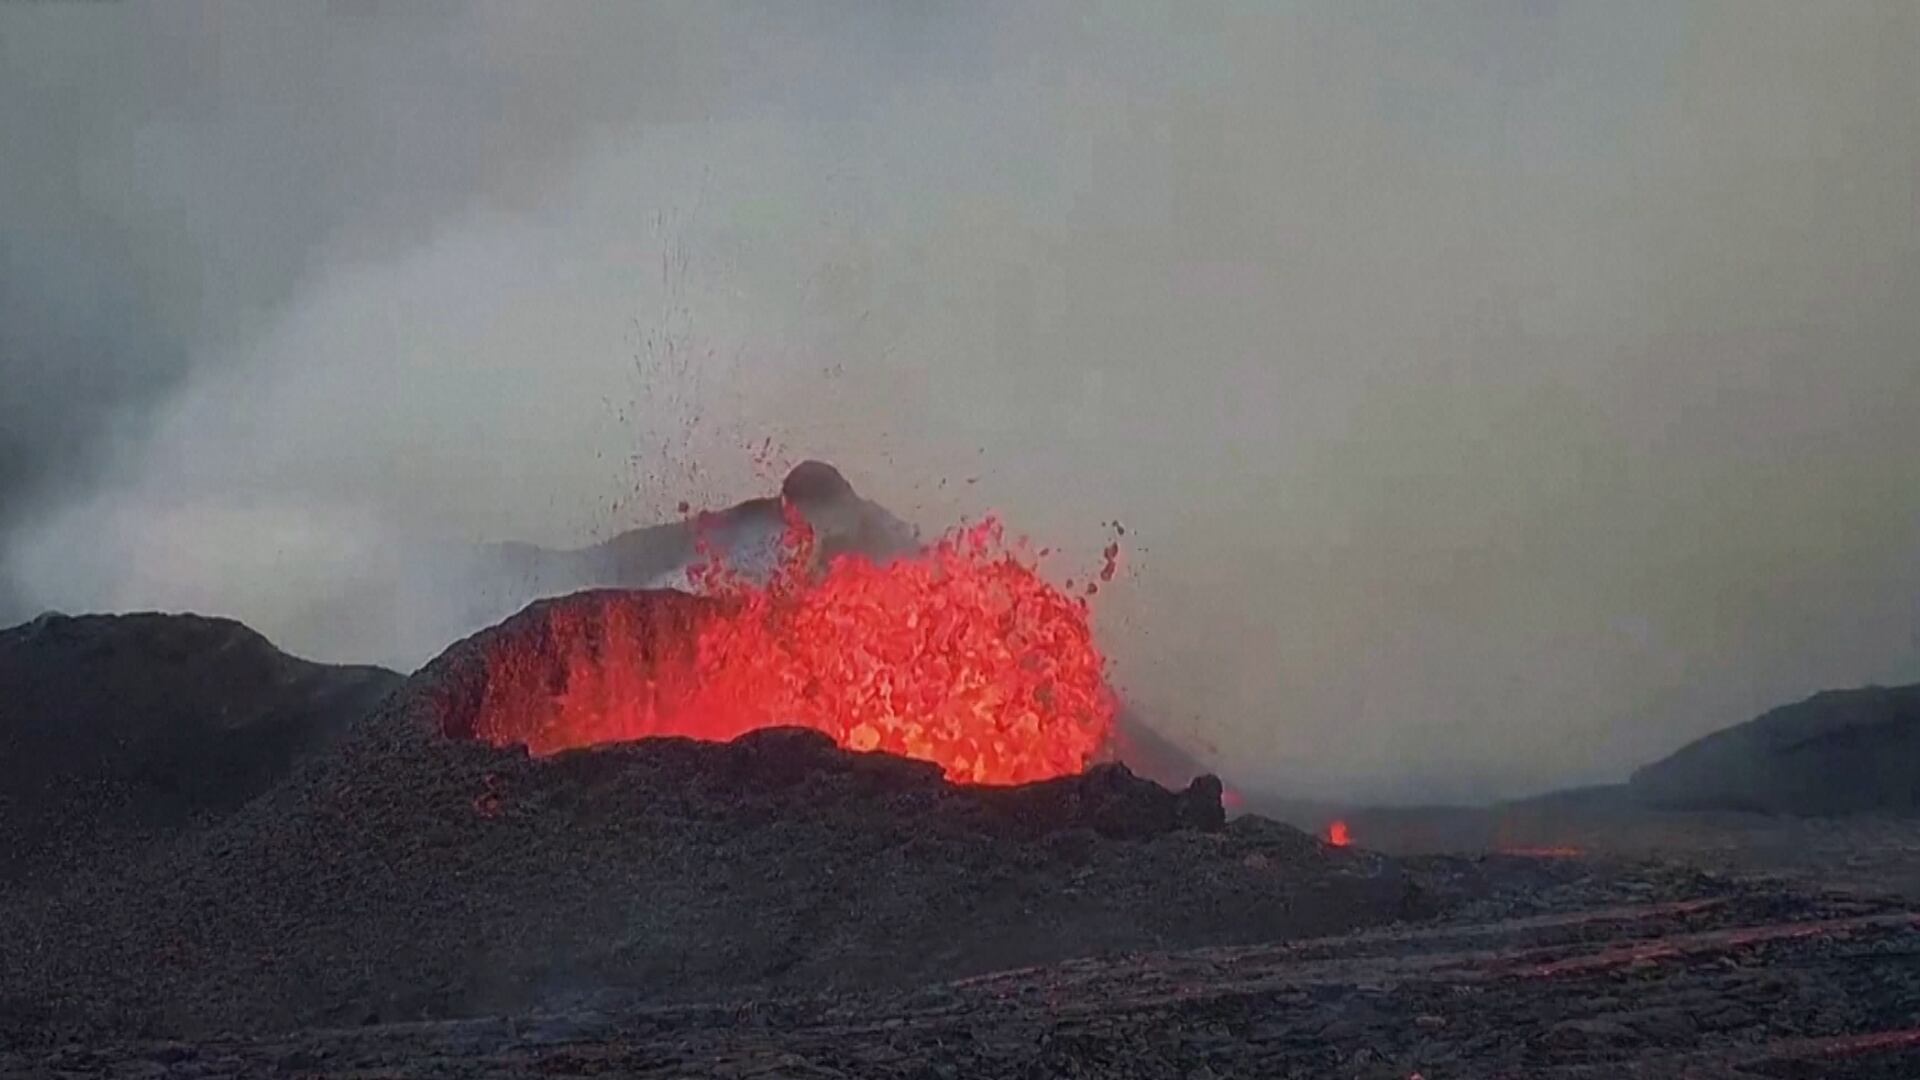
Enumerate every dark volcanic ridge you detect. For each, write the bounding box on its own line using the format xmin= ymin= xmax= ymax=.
xmin=0 ymin=611 xmax=401 ymax=887
xmin=1242 ymin=680 xmax=1920 ymax=882
xmin=1632 ymin=682 xmax=1920 ymax=816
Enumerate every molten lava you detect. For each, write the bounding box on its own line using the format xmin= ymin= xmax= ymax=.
xmin=1326 ymin=819 xmax=1352 ymax=847
xmin=465 ymin=502 xmax=1116 ymax=784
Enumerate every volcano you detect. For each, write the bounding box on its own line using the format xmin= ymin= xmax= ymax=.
xmin=0 ymin=588 xmax=1445 ymax=1039
xmin=417 ymin=461 xmax=1217 ymax=790
xmin=9 ymin=500 xmax=1920 ymax=1075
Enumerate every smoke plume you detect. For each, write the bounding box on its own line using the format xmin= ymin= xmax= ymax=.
xmin=4 ymin=2 xmax=1917 ymax=801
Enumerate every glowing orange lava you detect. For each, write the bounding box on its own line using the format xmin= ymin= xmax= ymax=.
xmin=465 ymin=502 xmax=1116 ymax=785
xmin=1326 ymin=819 xmax=1352 ymax=847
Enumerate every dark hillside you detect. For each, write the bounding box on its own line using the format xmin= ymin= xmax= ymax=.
xmin=0 ymin=612 xmax=400 ymax=887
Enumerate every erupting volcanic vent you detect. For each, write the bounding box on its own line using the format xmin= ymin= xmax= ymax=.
xmin=456 ymin=503 xmax=1116 ymax=784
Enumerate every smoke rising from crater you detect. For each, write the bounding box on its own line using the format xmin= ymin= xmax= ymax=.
xmin=4 ymin=1 xmax=1917 ymax=801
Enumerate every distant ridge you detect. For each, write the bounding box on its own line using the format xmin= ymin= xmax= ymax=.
xmin=1630 ymin=682 xmax=1920 ymax=815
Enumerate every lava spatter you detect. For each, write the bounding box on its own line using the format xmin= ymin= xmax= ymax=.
xmin=467 ymin=503 xmax=1116 ymax=784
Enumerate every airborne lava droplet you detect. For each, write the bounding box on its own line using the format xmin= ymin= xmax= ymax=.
xmin=467 ymin=503 xmax=1117 ymax=785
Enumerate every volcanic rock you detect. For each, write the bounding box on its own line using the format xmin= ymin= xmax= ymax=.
xmin=13 ymin=598 xmax=1891 ymax=1074
xmin=1631 ymin=683 xmax=1920 ymax=815
xmin=1099 ymin=705 xmax=1221 ymax=791
xmin=0 ymin=590 xmax=1424 ymax=1040
xmin=0 ymin=611 xmax=400 ymax=888
xmin=780 ymin=459 xmax=858 ymax=504
xmin=971 ymin=762 xmax=1227 ymax=840
xmin=18 ymin=873 xmax=1918 ymax=1078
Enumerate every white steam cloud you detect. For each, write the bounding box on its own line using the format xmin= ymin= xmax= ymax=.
xmin=4 ymin=2 xmax=1917 ymax=801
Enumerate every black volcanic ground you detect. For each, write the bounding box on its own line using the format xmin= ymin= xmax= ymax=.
xmin=6 ymin=602 xmax=1920 ymax=1077
xmin=0 ymin=600 xmax=1435 ymax=1039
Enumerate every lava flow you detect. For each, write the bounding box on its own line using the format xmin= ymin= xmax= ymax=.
xmin=464 ymin=501 xmax=1117 ymax=784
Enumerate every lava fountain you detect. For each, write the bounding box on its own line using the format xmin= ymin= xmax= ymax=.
xmin=461 ymin=501 xmax=1117 ymax=784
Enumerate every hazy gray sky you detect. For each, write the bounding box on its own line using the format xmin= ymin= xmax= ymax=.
xmin=3 ymin=1 xmax=1916 ymax=801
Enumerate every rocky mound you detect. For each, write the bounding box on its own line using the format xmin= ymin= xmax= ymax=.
xmin=0 ymin=590 xmax=1428 ymax=1041
xmin=0 ymin=611 xmax=400 ymax=887
xmin=1631 ymin=683 xmax=1920 ymax=815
